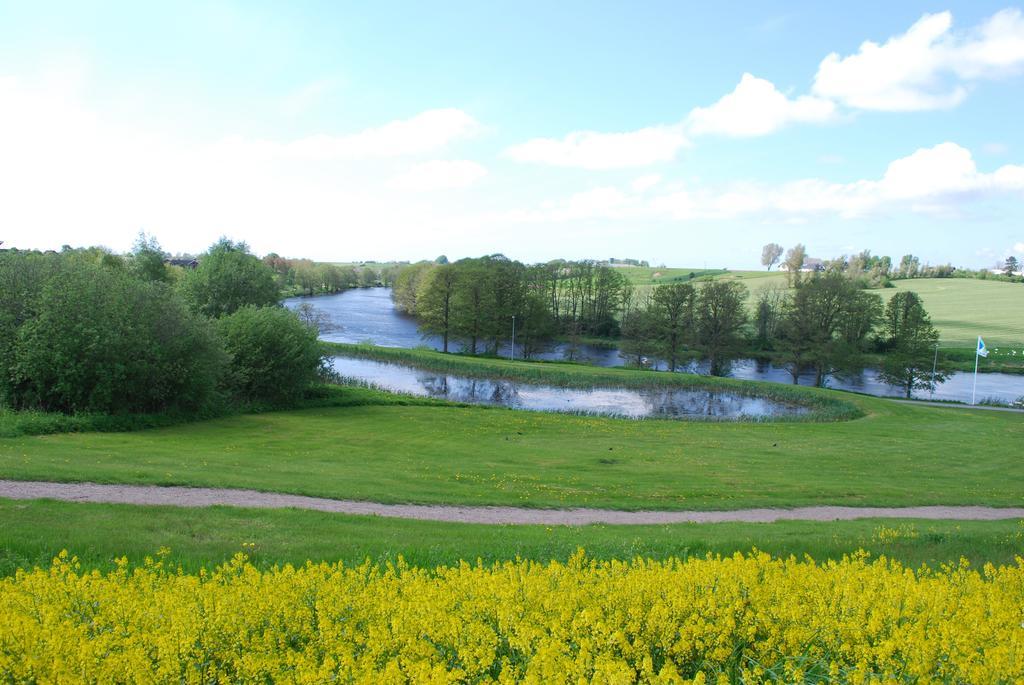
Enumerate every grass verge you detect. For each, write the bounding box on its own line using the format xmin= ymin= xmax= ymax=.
xmin=0 ymin=384 xmax=458 ymax=438
xmin=1 ymin=396 xmax=1022 ymax=510
xmin=2 ymin=498 xmax=1021 ymax=574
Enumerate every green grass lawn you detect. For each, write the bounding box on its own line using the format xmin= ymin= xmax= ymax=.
xmin=877 ymin=279 xmax=1024 ymax=347
xmin=631 ymin=268 xmax=1024 ymax=350
xmin=2 ymin=391 xmax=1021 ymax=510
xmin=615 ymin=266 xmax=727 ymax=290
xmin=2 ymin=499 xmax=1020 ymax=574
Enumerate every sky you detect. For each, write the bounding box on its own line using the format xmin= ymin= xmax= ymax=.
xmin=1 ymin=1 xmax=1023 ymax=268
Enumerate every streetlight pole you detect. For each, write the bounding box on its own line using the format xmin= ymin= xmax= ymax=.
xmin=510 ymin=315 xmax=516 ymax=360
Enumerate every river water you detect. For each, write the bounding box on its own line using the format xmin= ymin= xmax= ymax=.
xmin=286 ymin=288 xmax=1024 ymax=404
xmin=330 ymin=356 xmax=809 ymax=419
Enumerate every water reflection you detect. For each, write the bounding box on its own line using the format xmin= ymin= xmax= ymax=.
xmin=331 ymin=356 xmax=809 ymax=420
xmin=286 ymin=288 xmax=1024 ymax=405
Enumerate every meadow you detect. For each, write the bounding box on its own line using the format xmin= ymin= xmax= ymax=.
xmin=1 ymin=383 xmax=1021 ymax=512
xmin=627 ymin=268 xmax=1024 ymax=354
xmin=2 ymin=352 xmax=1022 ymax=682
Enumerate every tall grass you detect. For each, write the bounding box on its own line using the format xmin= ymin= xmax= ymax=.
xmin=324 ymin=342 xmax=862 ymax=422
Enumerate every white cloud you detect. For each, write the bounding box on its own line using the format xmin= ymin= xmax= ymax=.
xmin=514 ymin=143 xmax=1024 ymax=224
xmin=722 ymin=143 xmax=1024 ymax=219
xmin=1013 ymin=242 xmax=1024 ymax=255
xmin=630 ymin=174 xmax=662 ymax=192
xmin=223 ymin=108 xmax=482 ymax=161
xmin=388 ymin=160 xmax=487 ymax=191
xmin=503 ymin=187 xmax=638 ymax=223
xmin=0 ymin=72 xmax=489 ymax=258
xmin=504 ymin=125 xmax=688 ymax=170
xmin=950 ymin=8 xmax=1024 ymax=78
xmin=875 ymin=142 xmax=1023 ymax=200
xmin=813 ymin=9 xmax=1024 ymax=111
xmin=687 ymin=73 xmax=836 ymax=137
xmin=503 ymin=9 xmax=1024 ymax=165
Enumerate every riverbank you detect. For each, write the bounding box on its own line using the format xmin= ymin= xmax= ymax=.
xmin=290 ymin=288 xmax=1023 ymax=404
xmin=325 ymin=342 xmax=861 ymax=421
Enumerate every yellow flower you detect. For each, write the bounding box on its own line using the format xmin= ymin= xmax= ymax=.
xmin=0 ymin=550 xmax=1021 ymax=683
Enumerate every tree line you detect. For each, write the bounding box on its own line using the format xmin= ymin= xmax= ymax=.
xmin=262 ymin=255 xmax=398 ymax=297
xmin=626 ymin=272 xmax=945 ymax=397
xmin=392 ymin=256 xmax=635 ymax=356
xmin=394 ymin=256 xmax=946 ymax=397
xmin=762 ymin=242 xmax=1022 ymax=287
xmin=0 ymin=236 xmax=325 ymax=416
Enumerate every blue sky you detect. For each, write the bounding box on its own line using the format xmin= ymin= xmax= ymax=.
xmin=1 ymin=1 xmax=1022 ymax=268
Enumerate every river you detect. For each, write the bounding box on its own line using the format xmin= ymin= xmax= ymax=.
xmin=285 ymin=288 xmax=1023 ymax=405
xmin=330 ymin=356 xmax=809 ymax=419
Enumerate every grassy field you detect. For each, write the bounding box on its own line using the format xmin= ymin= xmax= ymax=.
xmin=3 ymin=344 xmax=1021 ymax=576
xmin=625 ymin=268 xmax=1024 ymax=349
xmin=613 ymin=266 xmax=727 ymax=289
xmin=2 ymin=499 xmax=1021 ymax=575
xmin=1 ymin=388 xmax=1022 ymax=511
xmin=878 ymin=279 xmax=1024 ymax=347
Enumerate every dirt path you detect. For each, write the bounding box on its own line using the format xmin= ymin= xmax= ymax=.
xmin=3 ymin=480 xmax=1024 ymax=525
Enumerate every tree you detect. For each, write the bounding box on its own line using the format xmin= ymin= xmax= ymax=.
xmin=294 ymin=302 xmax=330 ymax=334
xmin=130 ymin=232 xmax=169 ymax=283
xmin=776 ymin=273 xmax=881 ymax=386
xmin=695 ymin=281 xmax=748 ymax=376
xmin=179 ymin=239 xmax=279 ymax=318
xmin=515 ymin=293 xmax=556 ymax=359
xmin=451 ymin=259 xmax=488 ymax=354
xmin=783 ymin=244 xmax=807 ymax=286
xmin=619 ymin=303 xmax=658 ymax=369
xmin=753 ymin=286 xmax=786 ymax=348
xmin=1004 ymin=255 xmax=1020 ymax=277
xmin=649 ymin=283 xmax=696 ymax=371
xmin=761 ymin=243 xmax=784 ymax=271
xmin=391 ymin=261 xmax=434 ymax=314
xmin=480 ymin=256 xmax=525 ymax=354
xmin=417 ymin=264 xmax=458 ymax=352
xmin=217 ymin=306 xmax=323 ymax=406
xmin=897 ymin=254 xmax=920 ymax=279
xmin=359 ymin=267 xmax=378 ymax=287
xmin=878 ymin=292 xmax=948 ymax=398
xmin=6 ymin=259 xmax=226 ymax=413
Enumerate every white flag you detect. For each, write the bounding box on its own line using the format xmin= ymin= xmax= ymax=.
xmin=977 ymin=336 xmax=989 ymax=358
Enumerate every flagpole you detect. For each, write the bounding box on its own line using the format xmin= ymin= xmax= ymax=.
xmin=972 ymin=337 xmax=979 ymax=406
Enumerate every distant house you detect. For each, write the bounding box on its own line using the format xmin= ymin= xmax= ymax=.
xmin=166 ymin=258 xmax=199 ymax=269
xmin=784 ymin=257 xmax=824 ymax=273
xmin=802 ymin=258 xmax=825 ymax=273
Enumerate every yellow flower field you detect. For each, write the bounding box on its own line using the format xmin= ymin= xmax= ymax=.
xmin=1 ymin=551 xmax=1022 ymax=684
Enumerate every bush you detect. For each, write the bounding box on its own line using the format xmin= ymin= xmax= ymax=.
xmin=178 ymin=239 xmax=279 ymax=318
xmin=217 ymin=306 xmax=323 ymax=406
xmin=5 ymin=260 xmax=227 ymax=414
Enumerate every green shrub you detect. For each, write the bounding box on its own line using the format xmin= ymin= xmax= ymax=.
xmin=5 ymin=261 xmax=227 ymax=414
xmin=178 ymin=239 xmax=279 ymax=318
xmin=217 ymin=306 xmax=323 ymax=406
